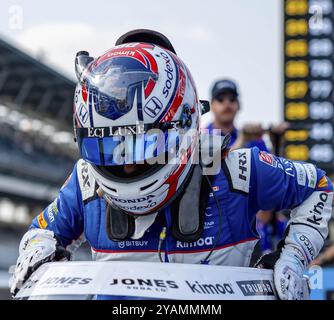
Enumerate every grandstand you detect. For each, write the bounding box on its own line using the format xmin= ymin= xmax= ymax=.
xmin=0 ymin=37 xmax=88 ymax=298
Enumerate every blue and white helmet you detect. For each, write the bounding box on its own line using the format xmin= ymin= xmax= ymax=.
xmin=73 ymin=42 xmax=201 ymax=215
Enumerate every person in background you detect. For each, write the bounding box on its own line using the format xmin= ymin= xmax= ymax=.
xmin=201 ymin=78 xmax=269 ymax=151
xmin=201 ymin=79 xmax=289 ymax=261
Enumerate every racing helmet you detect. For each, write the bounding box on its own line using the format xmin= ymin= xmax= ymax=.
xmin=73 ymin=42 xmax=201 ymax=215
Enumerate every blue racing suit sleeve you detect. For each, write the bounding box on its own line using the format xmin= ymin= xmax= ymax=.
xmin=250 ymin=147 xmax=332 ymax=212
xmin=245 ymin=138 xmax=269 ymax=152
xmin=250 ymin=147 xmax=333 ymax=266
xmin=30 ymin=162 xmax=84 ymax=247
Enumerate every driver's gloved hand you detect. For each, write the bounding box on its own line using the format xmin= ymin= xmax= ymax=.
xmin=255 ymin=233 xmax=310 ymax=300
xmin=10 ymin=229 xmax=70 ymax=296
xmin=255 ymin=245 xmax=308 ymax=300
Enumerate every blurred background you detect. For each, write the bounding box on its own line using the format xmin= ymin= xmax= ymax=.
xmin=0 ymin=0 xmax=334 ymax=299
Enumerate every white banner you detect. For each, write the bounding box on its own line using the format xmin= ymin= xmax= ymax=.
xmin=16 ymin=261 xmax=277 ymax=300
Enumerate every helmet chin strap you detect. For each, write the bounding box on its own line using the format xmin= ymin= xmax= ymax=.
xmin=102 ymin=134 xmax=230 ymax=242
xmin=104 ymin=192 xmax=158 ymax=241
xmin=103 ymin=164 xmax=210 ymax=243
xmin=105 ymin=202 xmax=135 ymax=241
xmin=100 ymin=187 xmax=158 ymax=241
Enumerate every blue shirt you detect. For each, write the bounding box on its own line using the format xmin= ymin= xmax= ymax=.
xmin=206 ymin=124 xmax=269 ymax=152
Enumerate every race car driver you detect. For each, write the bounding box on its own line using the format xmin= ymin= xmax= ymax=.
xmin=10 ymin=30 xmax=333 ymax=300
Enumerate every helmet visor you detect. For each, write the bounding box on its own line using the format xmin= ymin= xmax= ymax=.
xmin=85 ymin=58 xmax=158 ymax=121
xmin=76 ymin=124 xmax=193 ymax=166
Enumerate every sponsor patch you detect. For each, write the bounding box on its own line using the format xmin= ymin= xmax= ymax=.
xmin=176 ymin=236 xmax=214 ymax=249
xmin=144 ymin=96 xmax=163 ymax=118
xmin=77 ymin=160 xmax=96 ymax=201
xmin=303 ymin=163 xmax=317 ymax=188
xmin=37 ymin=212 xmax=48 ymax=229
xmin=260 ymin=152 xmax=301 ymax=178
xmin=109 ymin=278 xmax=178 ymax=292
xmin=224 ymin=148 xmax=251 ymax=193
xmin=293 ymin=233 xmax=315 ymax=262
xmin=236 ymin=280 xmax=275 ymax=296
xmin=306 ymin=192 xmax=329 ymax=226
xmin=293 ymin=162 xmax=307 ymax=186
xmin=282 ymin=159 xmax=295 ymax=176
xmin=259 ymin=152 xmax=277 ymax=167
xmin=317 ymin=176 xmax=328 ymax=189
xmin=204 ymin=221 xmax=215 ymax=230
xmin=290 ymin=191 xmax=333 ymax=240
xmin=78 ymin=103 xmax=89 ymax=124
xmin=185 ymin=281 xmax=235 ymax=295
xmin=118 ymin=241 xmax=149 ymax=249
xmin=46 ymin=199 xmax=58 ymax=223
xmin=40 ymin=277 xmax=92 ymax=287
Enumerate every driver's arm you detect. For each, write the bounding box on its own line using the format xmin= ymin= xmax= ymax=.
xmin=249 ymin=147 xmax=333 ymax=300
xmin=30 ymin=161 xmax=84 ymax=247
xmin=10 ymin=162 xmax=84 ymax=295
